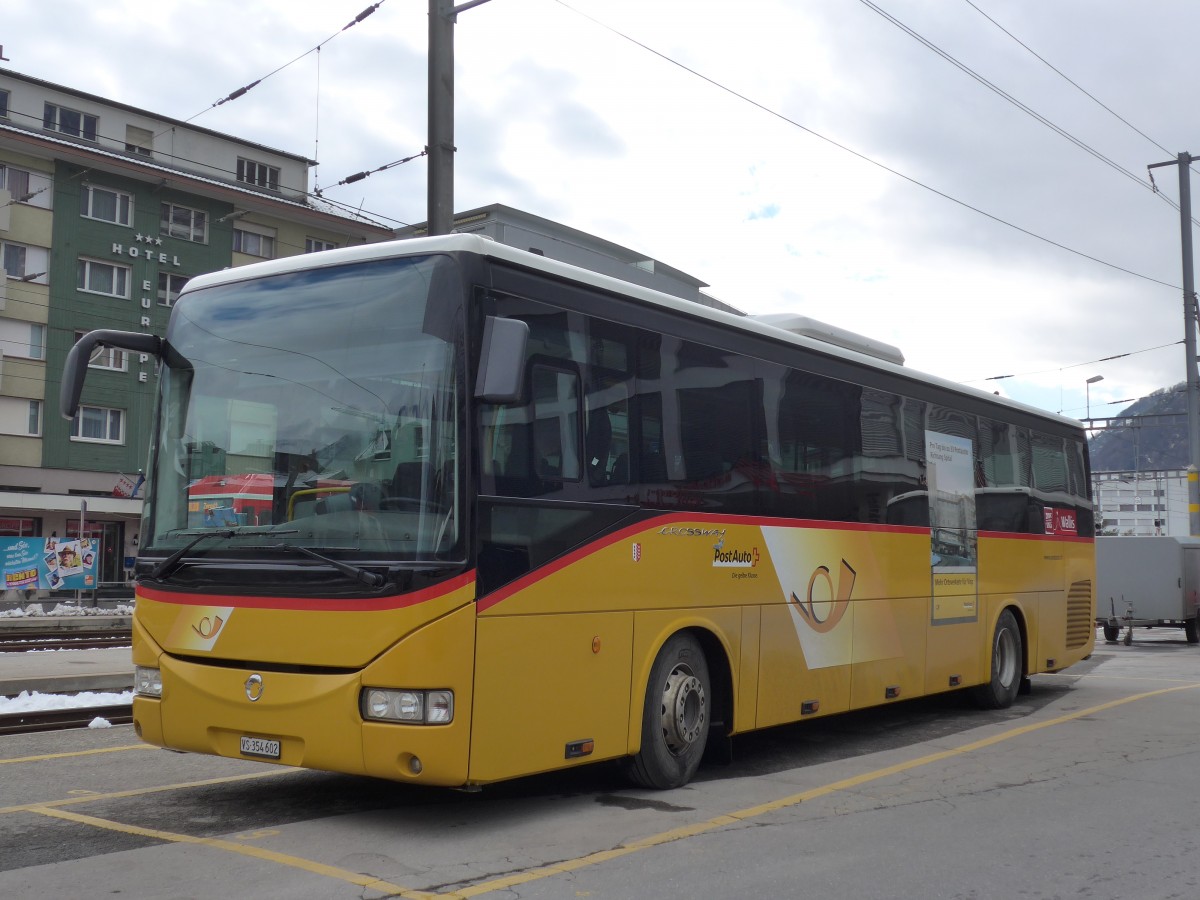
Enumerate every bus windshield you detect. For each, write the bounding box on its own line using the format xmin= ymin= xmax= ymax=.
xmin=142 ymin=253 xmax=463 ymax=565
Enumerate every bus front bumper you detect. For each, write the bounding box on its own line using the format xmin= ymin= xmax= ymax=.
xmin=133 ymin=605 xmax=477 ymax=787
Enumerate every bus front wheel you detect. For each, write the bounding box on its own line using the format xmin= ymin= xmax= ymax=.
xmin=626 ymin=633 xmax=710 ymax=790
xmin=971 ymin=609 xmax=1023 ymax=710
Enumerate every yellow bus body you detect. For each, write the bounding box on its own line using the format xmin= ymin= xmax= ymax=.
xmin=131 ymin=513 xmax=1093 ymax=788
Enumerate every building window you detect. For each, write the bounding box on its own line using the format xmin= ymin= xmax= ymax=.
xmin=0 ymin=397 xmax=42 ymax=437
xmin=157 ymin=272 xmax=188 ymax=307
xmin=0 ymin=166 xmax=53 ymax=209
xmin=0 ymin=90 xmax=9 ymax=119
xmin=305 ymin=237 xmax=338 ymax=253
xmin=74 ymin=330 xmax=127 ymax=371
xmin=0 ymin=517 xmax=39 ymax=537
xmin=71 ymin=405 xmax=124 ymax=444
xmin=236 ymin=158 xmax=280 ymax=191
xmin=0 ymin=319 xmax=45 ymax=360
xmin=43 ymin=102 xmax=98 ymax=142
xmin=29 ymin=323 xmax=45 ymax=360
xmin=1 ymin=165 xmax=29 ymax=199
xmin=81 ymin=184 xmax=133 ymax=226
xmin=125 ymin=124 xmax=153 ymax=157
xmin=1 ymin=241 xmax=50 ymax=284
xmin=233 ymin=228 xmax=275 ymax=258
xmin=160 ymin=202 xmax=208 ymax=243
xmin=78 ymin=258 xmax=131 ymax=298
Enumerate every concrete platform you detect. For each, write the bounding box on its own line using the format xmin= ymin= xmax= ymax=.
xmin=0 ymin=645 xmax=133 ymax=698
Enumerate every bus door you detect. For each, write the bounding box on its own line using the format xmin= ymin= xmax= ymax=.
xmin=924 ymin=431 xmax=982 ymax=694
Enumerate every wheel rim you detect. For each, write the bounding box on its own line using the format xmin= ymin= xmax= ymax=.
xmin=995 ymin=626 xmax=1018 ymax=688
xmin=660 ymin=663 xmax=707 ymax=756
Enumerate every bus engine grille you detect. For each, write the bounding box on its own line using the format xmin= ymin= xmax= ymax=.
xmin=1066 ymin=580 xmax=1094 ymax=649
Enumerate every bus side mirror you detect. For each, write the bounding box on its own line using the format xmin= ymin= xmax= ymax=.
xmin=474 ymin=316 xmax=528 ymax=404
xmin=62 ymin=330 xmax=163 ymax=419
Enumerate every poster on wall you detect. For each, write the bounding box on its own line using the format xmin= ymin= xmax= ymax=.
xmin=925 ymin=431 xmax=978 ymax=624
xmin=1 ymin=537 xmax=99 ymax=591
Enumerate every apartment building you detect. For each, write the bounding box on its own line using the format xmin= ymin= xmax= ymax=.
xmin=0 ymin=68 xmax=393 ymax=591
xmin=397 ymin=203 xmax=743 ymax=314
xmin=1093 ymin=469 xmax=1187 ymax=536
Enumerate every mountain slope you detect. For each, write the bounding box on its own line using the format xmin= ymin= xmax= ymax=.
xmin=1087 ymin=384 xmax=1188 ymax=472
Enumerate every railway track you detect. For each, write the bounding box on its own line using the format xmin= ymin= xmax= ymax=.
xmin=0 ymin=703 xmax=133 ymax=736
xmin=0 ymin=629 xmax=132 ymax=652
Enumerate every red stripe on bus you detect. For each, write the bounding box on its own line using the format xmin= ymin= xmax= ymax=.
xmin=137 ymin=570 xmax=476 ymax=612
xmin=475 ymin=513 xmax=930 ymax=612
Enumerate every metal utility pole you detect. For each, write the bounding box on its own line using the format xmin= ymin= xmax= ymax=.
xmin=427 ymin=0 xmax=492 ymax=236
xmin=1149 ymin=152 xmax=1200 ymax=535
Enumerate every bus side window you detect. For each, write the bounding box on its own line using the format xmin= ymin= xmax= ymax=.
xmin=531 ymin=365 xmax=581 ymax=482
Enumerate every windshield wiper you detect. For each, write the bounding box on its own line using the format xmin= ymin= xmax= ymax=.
xmin=148 ymin=529 xmax=238 ymax=581
xmin=267 ymin=543 xmax=386 ymax=588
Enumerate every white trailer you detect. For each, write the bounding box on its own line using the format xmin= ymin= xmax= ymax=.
xmin=1095 ymin=536 xmax=1200 ymax=644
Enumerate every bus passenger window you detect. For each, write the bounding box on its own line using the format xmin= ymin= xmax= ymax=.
xmin=584 ymin=398 xmax=630 ymax=486
xmin=532 ymin=366 xmax=580 ymax=481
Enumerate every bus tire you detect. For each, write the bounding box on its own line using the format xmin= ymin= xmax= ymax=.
xmin=971 ymin=609 xmax=1023 ymax=710
xmin=626 ymin=633 xmax=710 ymax=790
xmin=1185 ymin=618 xmax=1199 ymax=644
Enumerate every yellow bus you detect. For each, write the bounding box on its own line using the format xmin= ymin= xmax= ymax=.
xmin=63 ymin=235 xmax=1095 ymax=790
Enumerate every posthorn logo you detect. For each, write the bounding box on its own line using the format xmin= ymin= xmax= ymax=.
xmin=244 ymin=673 xmax=264 ymax=702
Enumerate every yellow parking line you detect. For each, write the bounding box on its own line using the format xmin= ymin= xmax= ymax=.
xmin=28 ymin=806 xmax=434 ymax=899
xmin=0 ymin=744 xmax=156 ymax=765
xmin=447 ymin=682 xmax=1200 ymax=898
xmin=9 ymin=683 xmax=1200 ymax=898
xmin=0 ymin=768 xmax=291 ymax=815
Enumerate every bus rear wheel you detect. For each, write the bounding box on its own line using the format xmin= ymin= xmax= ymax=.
xmin=626 ymin=633 xmax=710 ymax=790
xmin=971 ymin=609 xmax=1023 ymax=710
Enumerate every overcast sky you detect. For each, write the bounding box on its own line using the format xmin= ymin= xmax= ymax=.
xmin=6 ymin=0 xmax=1199 ymax=421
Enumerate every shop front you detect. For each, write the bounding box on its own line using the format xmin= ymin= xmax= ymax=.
xmin=0 ymin=493 xmax=141 ymax=607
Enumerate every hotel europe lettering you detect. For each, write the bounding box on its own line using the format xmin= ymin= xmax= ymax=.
xmin=109 ymin=232 xmax=184 ymax=384
xmin=37 ymin=162 xmax=236 ymax=492
xmin=0 ymin=66 xmax=397 ymax=594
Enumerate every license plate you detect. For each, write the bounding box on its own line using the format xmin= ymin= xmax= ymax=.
xmin=239 ymin=736 xmax=281 ymax=759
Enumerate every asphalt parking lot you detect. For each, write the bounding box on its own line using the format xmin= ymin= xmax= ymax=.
xmin=2 ymin=627 xmax=1198 ymax=899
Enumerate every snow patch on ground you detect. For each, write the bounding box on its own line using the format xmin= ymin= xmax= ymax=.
xmin=0 ymin=604 xmax=135 ymax=619
xmin=0 ymin=689 xmax=133 ymax=714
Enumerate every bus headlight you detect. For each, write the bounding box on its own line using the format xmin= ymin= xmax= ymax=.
xmin=361 ymin=688 xmax=453 ymax=724
xmin=134 ymin=666 xmax=162 ymax=697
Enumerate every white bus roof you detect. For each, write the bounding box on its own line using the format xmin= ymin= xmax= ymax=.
xmin=181 ymin=234 xmax=1082 ymax=430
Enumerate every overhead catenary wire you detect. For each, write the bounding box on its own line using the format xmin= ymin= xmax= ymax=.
xmin=554 ymin=1 xmax=1180 ymax=292
xmin=958 ymin=0 xmax=1200 ymax=226
xmin=5 ymin=3 xmax=1189 ymax=322
xmin=313 ymin=46 xmax=322 ymax=191
xmin=960 ymin=0 xmax=1173 ymax=159
xmin=962 ymin=339 xmax=1184 ymax=385
xmin=317 ymin=150 xmax=428 ymax=193
xmin=853 ymin=0 xmax=1185 ymax=220
xmin=3 ymin=2 xmax=399 ymax=225
xmin=0 ymin=104 xmax=403 ymax=230
xmin=192 ymin=2 xmax=388 ymax=121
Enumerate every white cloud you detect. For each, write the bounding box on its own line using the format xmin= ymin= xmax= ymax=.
xmin=6 ymin=0 xmax=1198 ymax=420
